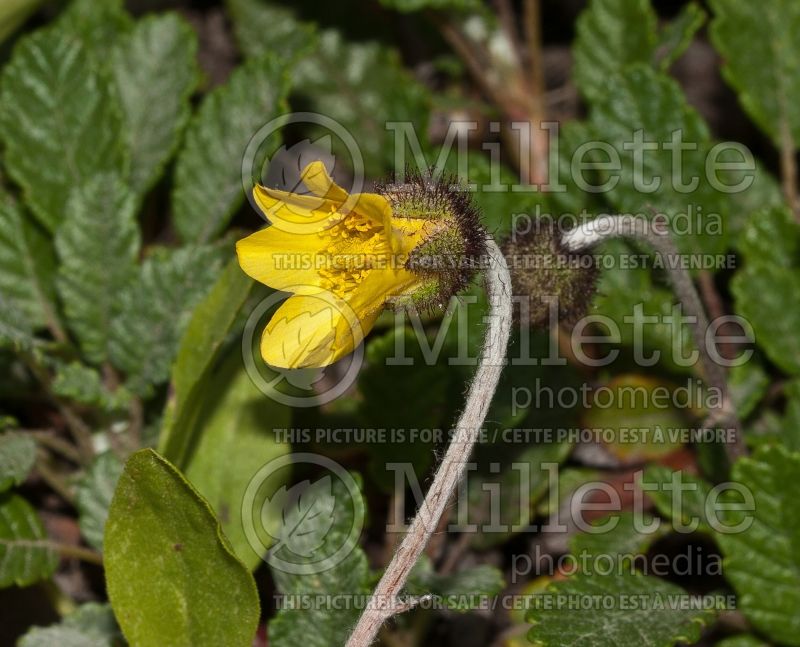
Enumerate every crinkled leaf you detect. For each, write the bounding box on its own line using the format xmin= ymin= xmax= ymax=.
xmin=104 ymin=449 xmax=259 ymax=647
xmin=0 ymin=25 xmax=126 ymax=231
xmin=0 ymin=432 xmax=36 ymax=493
xmin=226 ymin=0 xmax=317 ymax=62
xmin=112 ymin=13 xmax=200 ymax=194
xmin=0 ymin=194 xmax=57 ymax=330
xmin=52 ymin=362 xmax=131 ymax=412
xmin=159 ymin=261 xmax=254 ymax=464
xmin=406 ymin=555 xmax=505 ymax=611
xmin=731 ymin=208 xmax=800 ymax=376
xmin=172 ymin=53 xmax=291 ymax=243
xmin=269 ymin=476 xmax=370 ymax=647
xmin=18 ymin=602 xmax=121 ymax=647
xmin=641 ymin=465 xmax=715 ymax=532
xmin=108 ymin=245 xmax=225 ymax=395
xmin=573 ymin=0 xmax=658 ymax=102
xmin=0 ymin=492 xmax=58 ymax=588
xmin=75 ymin=452 xmax=124 ymax=552
xmin=55 ymin=173 xmax=140 ymax=365
xmin=527 ymin=572 xmax=716 ymax=646
xmin=569 ymin=511 xmax=664 ymax=570
xmin=293 ymin=30 xmax=431 ymax=176
xmin=656 ymin=3 xmax=706 ymax=70
xmin=0 ymin=294 xmax=36 ymax=352
xmin=58 ymin=0 xmax=132 ymax=59
xmin=184 ymin=352 xmax=290 ymax=570
xmin=717 ymin=445 xmax=800 ymax=645
xmin=709 ymin=0 xmax=800 ymax=145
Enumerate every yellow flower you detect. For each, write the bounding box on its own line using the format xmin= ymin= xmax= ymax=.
xmin=236 ymin=162 xmax=485 ymax=369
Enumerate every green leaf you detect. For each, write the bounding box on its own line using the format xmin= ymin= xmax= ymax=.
xmin=159 ymin=261 xmax=254 ymax=464
xmin=573 ymin=0 xmax=658 ymax=102
xmin=527 ymin=572 xmax=716 ymax=646
xmin=112 ymin=13 xmax=200 ymax=195
xmin=0 ymin=194 xmax=57 ymax=331
xmin=359 ymin=327 xmax=449 ymax=491
xmin=0 ymin=25 xmax=126 ymax=231
xmin=715 ymin=637 xmax=770 ymax=647
xmin=18 ymin=602 xmax=122 ymax=647
xmin=269 ymin=476 xmax=370 ymax=647
xmin=293 ymin=30 xmax=431 ymax=176
xmin=0 ymin=294 xmax=36 ymax=351
xmin=569 ymin=511 xmax=664 ymax=569
xmin=55 ymin=173 xmax=140 ymax=365
xmin=728 ymin=360 xmax=769 ymax=420
xmin=0 ymin=492 xmax=58 ymax=588
xmin=75 ymin=452 xmax=124 ymax=552
xmin=407 ymin=555 xmax=505 ymax=611
xmin=0 ymin=432 xmax=36 ymax=492
xmin=105 ymin=448 xmax=259 ymax=647
xmin=226 ymin=0 xmax=317 ymax=62
xmin=641 ymin=465 xmax=714 ymax=532
xmin=172 ymin=53 xmax=290 ymax=243
xmin=58 ymin=0 xmax=133 ymax=59
xmin=717 ymin=445 xmax=800 ymax=645
xmin=52 ymin=362 xmax=131 ymax=412
xmin=656 ymin=3 xmax=706 ymax=70
xmin=581 ymin=375 xmax=690 ymax=462
xmin=108 ymin=245 xmax=225 ymax=395
xmin=781 ymin=379 xmax=800 ymax=452
xmin=184 ymin=352 xmax=290 ymax=570
xmin=731 ymin=208 xmax=800 ymax=376
xmin=709 ymin=0 xmax=800 ymax=145
xmin=587 ymin=64 xmax=727 ymax=255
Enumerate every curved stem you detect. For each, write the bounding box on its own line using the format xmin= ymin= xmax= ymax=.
xmin=561 ymin=214 xmax=746 ymax=461
xmin=346 ymin=238 xmax=513 ymax=647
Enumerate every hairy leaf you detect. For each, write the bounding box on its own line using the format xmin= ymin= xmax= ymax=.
xmin=105 ymin=449 xmax=259 ymax=647
xmin=0 ymin=432 xmax=36 ymax=493
xmin=18 ymin=603 xmax=121 ymax=647
xmin=0 ymin=493 xmax=58 ymax=588
xmin=75 ymin=452 xmax=124 ymax=552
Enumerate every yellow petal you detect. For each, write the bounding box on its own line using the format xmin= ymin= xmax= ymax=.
xmin=236 ymin=226 xmax=325 ymax=295
xmin=301 ymin=161 xmax=350 ymax=203
xmin=261 ymin=293 xmax=364 ymax=369
xmin=253 ymin=185 xmax=340 ymax=233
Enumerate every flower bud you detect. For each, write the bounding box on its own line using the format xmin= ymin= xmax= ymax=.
xmin=502 ymin=218 xmax=598 ymax=327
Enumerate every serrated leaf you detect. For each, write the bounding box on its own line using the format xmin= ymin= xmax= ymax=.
xmin=269 ymin=476 xmax=370 ymax=647
xmin=55 ymin=173 xmax=140 ymax=365
xmin=108 ymin=245 xmax=225 ymax=395
xmin=0 ymin=492 xmax=58 ymax=588
xmin=293 ymin=30 xmax=431 ymax=176
xmin=226 ymin=0 xmax=317 ymax=62
xmin=573 ymin=0 xmax=658 ymax=102
xmin=641 ymin=466 xmax=714 ymax=532
xmin=731 ymin=208 xmax=800 ymax=376
xmin=0 ymin=432 xmax=36 ymax=493
xmin=407 ymin=555 xmax=505 ymax=611
xmin=717 ymin=445 xmax=800 ymax=645
xmin=18 ymin=602 xmax=121 ymax=647
xmin=0 ymin=25 xmax=126 ymax=231
xmin=0 ymin=190 xmax=57 ymax=332
xmin=183 ymin=352 xmax=290 ymax=570
xmin=569 ymin=511 xmax=664 ymax=569
xmin=0 ymin=293 xmax=36 ymax=351
xmin=104 ymin=448 xmax=259 ymax=647
xmin=112 ymin=13 xmax=200 ymax=194
xmin=587 ymin=64 xmax=728 ymax=255
xmin=75 ymin=452 xmax=124 ymax=552
xmin=172 ymin=53 xmax=290 ymax=243
xmin=159 ymin=261 xmax=254 ymax=464
xmin=656 ymin=3 xmax=706 ymax=70
xmin=58 ymin=0 xmax=133 ymax=59
xmin=709 ymin=0 xmax=800 ymax=145
xmin=526 ymin=572 xmax=716 ymax=646
xmin=52 ymin=362 xmax=131 ymax=412
xmin=268 ymin=477 xmax=336 ymax=560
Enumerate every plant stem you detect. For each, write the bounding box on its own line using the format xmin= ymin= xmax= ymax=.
xmin=49 ymin=541 xmax=103 ymax=566
xmin=779 ymin=112 xmax=800 ymax=222
xmin=523 ymin=0 xmax=548 ymax=186
xmin=561 ymin=214 xmax=746 ymax=461
xmin=346 ymin=238 xmax=513 ymax=647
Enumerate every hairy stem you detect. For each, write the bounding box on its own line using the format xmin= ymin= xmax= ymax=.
xmin=346 ymin=238 xmax=513 ymax=646
xmin=561 ymin=214 xmax=746 ymax=461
